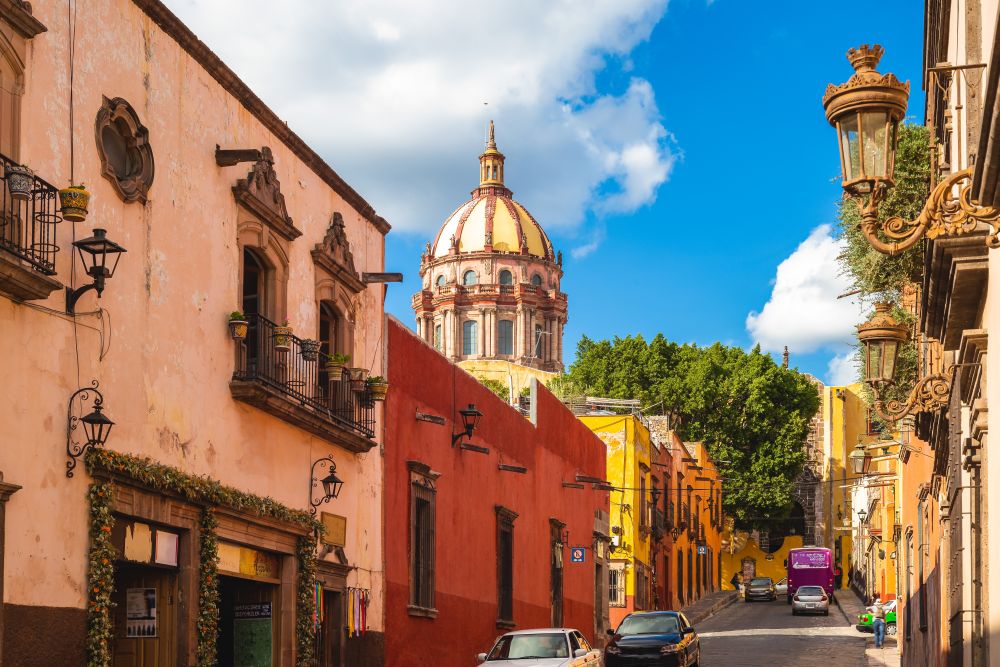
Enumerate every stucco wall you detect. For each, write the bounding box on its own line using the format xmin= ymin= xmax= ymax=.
xmin=383 ymin=317 xmax=607 ymax=665
xmin=1 ymin=0 xmax=385 ymax=635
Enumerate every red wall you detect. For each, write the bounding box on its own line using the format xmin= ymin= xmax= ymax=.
xmin=384 ymin=318 xmax=609 ymax=666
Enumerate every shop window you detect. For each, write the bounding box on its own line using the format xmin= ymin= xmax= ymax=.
xmin=463 ymin=270 xmax=478 ymax=286
xmin=463 ymin=320 xmax=478 ymax=355
xmin=498 ymin=269 xmax=513 ymax=285
xmin=497 ymin=320 xmax=514 ymax=355
xmin=609 ymin=562 xmax=626 ymax=607
xmin=408 ymin=462 xmax=439 ymax=615
xmin=95 ymin=96 xmax=155 ymax=203
xmin=496 ymin=506 xmax=517 ymax=625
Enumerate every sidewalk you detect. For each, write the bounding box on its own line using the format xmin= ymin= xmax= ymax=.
xmin=680 ymin=590 xmax=739 ymax=626
xmin=834 ymin=590 xmax=900 ymax=667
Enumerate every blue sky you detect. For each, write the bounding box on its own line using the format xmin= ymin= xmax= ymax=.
xmin=168 ymin=0 xmax=924 ymax=384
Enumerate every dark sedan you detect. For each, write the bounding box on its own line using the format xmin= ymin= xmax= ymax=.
xmin=744 ymin=576 xmax=776 ymax=602
xmin=603 ymin=611 xmax=700 ymax=667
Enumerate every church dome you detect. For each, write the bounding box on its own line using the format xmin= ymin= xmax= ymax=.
xmin=429 ymin=122 xmax=555 ymax=261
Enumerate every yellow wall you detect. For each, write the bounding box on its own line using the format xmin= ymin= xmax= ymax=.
xmin=722 ymin=536 xmax=805 ymax=589
xmin=822 ymin=384 xmax=867 ymax=582
xmin=459 ymin=359 xmax=556 ymax=397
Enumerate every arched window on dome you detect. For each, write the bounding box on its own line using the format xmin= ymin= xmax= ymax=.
xmin=531 ymin=273 xmax=543 ymax=287
xmin=498 ymin=270 xmax=513 ymax=286
xmin=463 ymin=320 xmax=478 ymax=355
xmin=463 ymin=270 xmax=478 ymax=286
xmin=436 ymin=275 xmax=446 ymax=288
xmin=498 ymin=320 xmax=514 ymax=355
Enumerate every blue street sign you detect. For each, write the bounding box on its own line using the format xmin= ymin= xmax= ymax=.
xmin=570 ymin=547 xmax=586 ymax=563
xmin=697 ymin=545 xmax=707 ymax=555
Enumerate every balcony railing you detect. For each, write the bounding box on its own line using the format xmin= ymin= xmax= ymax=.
xmin=232 ymin=313 xmax=375 ymax=442
xmin=680 ymin=502 xmax=690 ymax=528
xmin=664 ymin=501 xmax=675 ymax=530
xmin=0 ymin=153 xmax=61 ymax=275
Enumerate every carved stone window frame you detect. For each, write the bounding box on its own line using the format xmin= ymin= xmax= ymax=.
xmin=95 ymin=96 xmax=155 ymax=203
xmin=238 ymin=220 xmax=289 ymax=322
xmin=231 ymin=146 xmax=301 ymax=242
xmin=312 ymin=212 xmax=364 ymax=352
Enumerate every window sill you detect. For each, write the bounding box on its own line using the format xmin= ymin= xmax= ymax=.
xmin=407 ymin=604 xmax=438 ymax=619
xmin=496 ymin=618 xmax=516 ymax=630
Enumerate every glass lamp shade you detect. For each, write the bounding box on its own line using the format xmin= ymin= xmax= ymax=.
xmin=849 ymin=445 xmax=870 ymax=476
xmin=857 ymin=508 xmax=868 ymax=524
xmin=857 ymin=303 xmax=907 ymax=385
xmin=459 ymin=404 xmax=483 ymax=434
xmin=73 ymin=228 xmax=127 ymax=280
xmin=80 ymin=403 xmax=114 ymax=446
xmin=320 ymin=469 xmax=344 ymax=499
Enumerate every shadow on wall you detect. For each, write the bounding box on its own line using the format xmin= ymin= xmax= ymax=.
xmin=721 ymin=536 xmax=805 ymax=590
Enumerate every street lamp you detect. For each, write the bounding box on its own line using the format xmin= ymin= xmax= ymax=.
xmin=857 ymin=508 xmax=869 ymax=524
xmin=823 ymin=44 xmax=1000 ymax=255
xmin=856 ymin=304 xmax=952 ymax=421
xmin=452 ymin=404 xmax=483 ymax=447
xmin=66 ymin=228 xmax=127 ymax=314
xmin=310 ymin=456 xmax=344 ymax=516
xmin=66 ymin=381 xmax=115 ymax=477
xmin=849 ymin=444 xmax=871 ymax=477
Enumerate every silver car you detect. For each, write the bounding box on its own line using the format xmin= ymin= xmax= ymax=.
xmin=476 ymin=628 xmax=601 ymax=666
xmin=791 ymin=584 xmax=830 ymax=616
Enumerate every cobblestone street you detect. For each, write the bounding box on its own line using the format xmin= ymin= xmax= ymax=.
xmin=696 ymin=597 xmax=870 ymax=666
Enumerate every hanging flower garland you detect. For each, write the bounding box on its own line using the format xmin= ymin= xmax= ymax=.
xmin=296 ymin=535 xmax=319 ymax=667
xmin=86 ymin=481 xmax=116 ymax=667
xmin=196 ymin=507 xmax=220 ymax=666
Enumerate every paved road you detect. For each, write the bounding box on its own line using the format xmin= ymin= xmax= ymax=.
xmin=697 ymin=596 xmax=869 ymax=666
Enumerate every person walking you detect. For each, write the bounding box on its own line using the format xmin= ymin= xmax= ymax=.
xmin=870 ymin=597 xmax=886 ymax=649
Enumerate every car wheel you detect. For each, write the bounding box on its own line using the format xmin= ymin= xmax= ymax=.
xmin=887 ymin=623 xmax=897 ymax=636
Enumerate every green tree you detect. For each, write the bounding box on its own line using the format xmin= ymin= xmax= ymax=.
xmin=562 ymin=337 xmax=819 ymax=529
xmin=474 ymin=375 xmax=510 ymax=402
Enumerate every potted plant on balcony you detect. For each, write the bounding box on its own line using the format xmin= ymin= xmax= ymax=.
xmin=228 ymin=310 xmax=248 ymax=340
xmin=366 ymin=375 xmax=389 ymax=401
xmin=273 ymin=319 xmax=293 ymax=352
xmin=324 ymin=353 xmax=351 ymax=376
xmin=58 ymin=184 xmax=91 ymax=222
xmin=300 ymin=339 xmax=321 ymax=362
xmin=348 ymin=367 xmax=369 ymax=393
xmin=5 ymin=163 xmax=34 ymax=200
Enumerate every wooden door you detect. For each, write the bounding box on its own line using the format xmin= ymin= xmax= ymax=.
xmin=112 ymin=567 xmax=177 ymax=667
xmin=319 ymin=590 xmax=343 ymax=666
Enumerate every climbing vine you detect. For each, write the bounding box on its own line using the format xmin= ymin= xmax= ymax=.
xmin=86 ymin=481 xmax=116 ymax=667
xmin=296 ymin=535 xmax=319 ymax=666
xmin=196 ymin=507 xmax=220 ymax=666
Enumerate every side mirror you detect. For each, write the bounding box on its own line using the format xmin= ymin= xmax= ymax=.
xmin=606 ymin=628 xmax=616 ymax=637
xmin=573 ymin=648 xmax=588 ymax=658
xmin=476 ymin=653 xmax=488 ymax=662
xmin=682 ymin=626 xmax=695 ymax=635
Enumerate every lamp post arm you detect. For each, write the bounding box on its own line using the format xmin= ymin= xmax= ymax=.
xmin=66 ymin=381 xmax=103 ymax=478
xmin=871 ymin=368 xmax=954 ymax=422
xmin=858 ymin=169 xmax=1000 ymax=256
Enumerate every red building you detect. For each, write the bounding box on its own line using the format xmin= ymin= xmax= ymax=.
xmin=383 ymin=318 xmax=610 ymax=665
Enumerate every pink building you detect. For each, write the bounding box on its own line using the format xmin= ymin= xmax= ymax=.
xmin=0 ymin=1 xmax=388 ymax=664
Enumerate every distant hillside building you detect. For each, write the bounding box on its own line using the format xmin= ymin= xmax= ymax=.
xmin=411 ymin=122 xmax=568 ymax=393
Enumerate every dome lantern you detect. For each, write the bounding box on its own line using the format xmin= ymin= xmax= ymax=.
xmin=479 ymin=120 xmax=506 ymax=190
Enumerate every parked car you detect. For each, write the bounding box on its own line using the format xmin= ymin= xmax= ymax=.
xmin=791 ymin=585 xmax=830 ymax=616
xmin=476 ymin=628 xmax=600 ymax=666
xmin=856 ymin=599 xmax=898 ymax=635
xmin=744 ymin=576 xmax=777 ymax=602
xmin=775 ymin=577 xmax=788 ymax=597
xmin=604 ymin=611 xmax=700 ymax=667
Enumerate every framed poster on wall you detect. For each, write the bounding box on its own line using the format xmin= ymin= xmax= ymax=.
xmin=126 ymin=588 xmax=157 ymax=638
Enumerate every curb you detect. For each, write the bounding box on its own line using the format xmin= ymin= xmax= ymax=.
xmin=835 ymin=596 xmax=853 ymax=626
xmin=686 ymin=592 xmax=739 ymax=626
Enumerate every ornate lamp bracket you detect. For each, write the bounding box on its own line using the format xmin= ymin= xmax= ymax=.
xmin=66 ymin=380 xmax=106 ymax=477
xmin=870 ymin=367 xmax=954 ymax=422
xmin=859 ymin=168 xmax=1000 ymax=255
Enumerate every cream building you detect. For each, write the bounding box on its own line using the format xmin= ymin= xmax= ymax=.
xmin=411 ymin=123 xmax=568 ymax=394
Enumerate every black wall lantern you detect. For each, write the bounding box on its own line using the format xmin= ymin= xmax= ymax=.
xmin=66 ymin=228 xmax=127 ymax=314
xmin=66 ymin=381 xmax=114 ymax=477
xmin=451 ymin=403 xmax=483 ymax=447
xmin=310 ymin=456 xmax=344 ymax=516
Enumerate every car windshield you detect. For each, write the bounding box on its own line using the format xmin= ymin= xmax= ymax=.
xmin=617 ymin=614 xmax=681 ymax=636
xmin=750 ymin=578 xmax=772 ymax=586
xmin=487 ymin=633 xmax=569 ymax=660
xmin=797 ymin=586 xmax=825 ymax=595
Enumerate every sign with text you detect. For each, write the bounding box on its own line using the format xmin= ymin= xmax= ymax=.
xmin=218 ymin=542 xmax=280 ymax=580
xmin=126 ymin=588 xmax=157 ymax=638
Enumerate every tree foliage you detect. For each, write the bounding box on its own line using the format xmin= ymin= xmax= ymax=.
xmin=837 ymin=123 xmax=928 ymax=420
xmin=558 ymin=335 xmax=820 ymax=529
xmin=475 ymin=375 xmax=510 ymax=402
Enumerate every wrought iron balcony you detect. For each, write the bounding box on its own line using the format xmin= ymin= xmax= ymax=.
xmin=0 ymin=153 xmax=63 ymax=301
xmin=664 ymin=501 xmax=675 ymax=530
xmin=230 ymin=313 xmax=376 ymax=452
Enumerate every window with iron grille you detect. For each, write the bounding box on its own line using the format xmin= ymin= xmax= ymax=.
xmin=609 ymin=562 xmax=626 ymax=607
xmin=496 ymin=506 xmax=517 ymax=625
xmin=408 ymin=463 xmax=439 ymax=614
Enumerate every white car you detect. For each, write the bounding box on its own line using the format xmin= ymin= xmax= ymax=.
xmin=775 ymin=577 xmax=788 ymax=597
xmin=476 ymin=628 xmax=601 ymax=666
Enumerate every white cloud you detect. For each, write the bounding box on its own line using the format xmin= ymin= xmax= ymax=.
xmin=826 ymin=349 xmax=858 ymax=386
xmin=746 ymin=224 xmax=863 ymax=354
xmin=163 ymin=0 xmax=674 ymax=236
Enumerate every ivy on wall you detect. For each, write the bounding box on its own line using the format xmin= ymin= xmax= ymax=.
xmin=84 ymin=449 xmax=322 ymax=665
xmin=196 ymin=507 xmax=220 ymax=667
xmin=86 ymin=481 xmax=116 ymax=667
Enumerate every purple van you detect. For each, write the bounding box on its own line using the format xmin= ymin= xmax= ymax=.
xmin=786 ymin=547 xmax=834 ymax=603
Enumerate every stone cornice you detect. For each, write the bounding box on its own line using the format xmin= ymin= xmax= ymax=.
xmin=0 ymin=0 xmax=47 ymax=38
xmin=131 ymin=0 xmax=390 ymax=235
